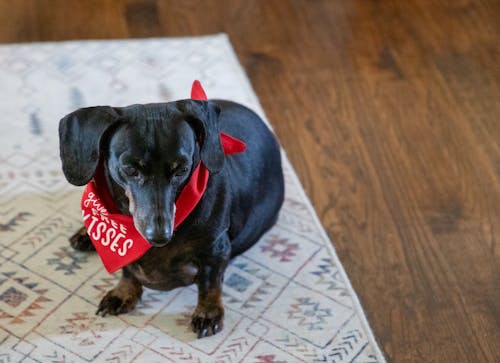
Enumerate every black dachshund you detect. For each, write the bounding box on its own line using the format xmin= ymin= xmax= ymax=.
xmin=59 ymin=99 xmax=284 ymax=338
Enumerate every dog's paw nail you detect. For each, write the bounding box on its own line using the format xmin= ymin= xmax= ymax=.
xmin=96 ymin=305 xmax=108 ymax=317
xmin=191 ymin=305 xmax=224 ymax=338
xmin=198 ymin=328 xmax=209 ymax=339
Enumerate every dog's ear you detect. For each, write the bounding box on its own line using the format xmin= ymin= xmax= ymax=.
xmin=59 ymin=106 xmax=121 ymax=186
xmin=176 ymin=100 xmax=224 ymax=173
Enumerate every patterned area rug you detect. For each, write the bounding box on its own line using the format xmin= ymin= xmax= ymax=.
xmin=0 ymin=35 xmax=385 ymax=363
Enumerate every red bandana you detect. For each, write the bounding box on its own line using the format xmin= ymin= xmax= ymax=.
xmin=81 ymin=81 xmax=246 ymax=273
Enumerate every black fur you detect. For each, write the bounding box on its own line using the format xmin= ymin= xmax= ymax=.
xmin=59 ymin=99 xmax=284 ymax=338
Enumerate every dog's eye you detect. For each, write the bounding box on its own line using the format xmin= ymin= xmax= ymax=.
xmin=175 ymin=167 xmax=189 ymax=177
xmin=122 ymin=166 xmax=139 ymax=178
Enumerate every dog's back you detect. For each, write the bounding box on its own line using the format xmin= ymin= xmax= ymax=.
xmin=214 ymin=100 xmax=284 ymax=256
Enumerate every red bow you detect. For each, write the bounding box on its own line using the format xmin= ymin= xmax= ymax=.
xmin=81 ymin=81 xmax=246 ymax=273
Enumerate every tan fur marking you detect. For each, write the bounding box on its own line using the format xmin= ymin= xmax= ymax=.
xmin=125 ymin=187 xmax=135 ymax=214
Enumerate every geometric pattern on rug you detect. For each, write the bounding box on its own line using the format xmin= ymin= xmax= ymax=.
xmin=0 ymin=34 xmax=385 ymax=362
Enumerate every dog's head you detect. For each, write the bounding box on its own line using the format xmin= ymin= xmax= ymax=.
xmin=59 ymin=100 xmax=223 ymax=247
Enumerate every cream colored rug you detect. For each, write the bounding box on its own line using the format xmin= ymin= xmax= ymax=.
xmin=0 ymin=34 xmax=385 ymax=363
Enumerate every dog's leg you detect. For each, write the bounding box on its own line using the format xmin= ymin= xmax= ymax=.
xmin=191 ymin=261 xmax=227 ymax=338
xmin=96 ymin=269 xmax=143 ymax=316
xmin=69 ymin=227 xmax=96 ymax=252
xmin=191 ymin=237 xmax=230 ymax=338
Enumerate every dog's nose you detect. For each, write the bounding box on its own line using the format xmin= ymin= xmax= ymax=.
xmin=144 ymin=226 xmax=172 ymax=247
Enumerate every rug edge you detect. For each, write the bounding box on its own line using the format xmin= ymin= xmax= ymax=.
xmin=219 ymin=34 xmax=388 ymax=363
xmin=0 ymin=33 xmax=229 ymax=48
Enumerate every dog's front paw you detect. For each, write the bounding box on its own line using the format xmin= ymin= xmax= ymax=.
xmin=96 ymin=289 xmax=140 ymax=317
xmin=69 ymin=227 xmax=95 ymax=252
xmin=191 ymin=304 xmax=224 ymax=338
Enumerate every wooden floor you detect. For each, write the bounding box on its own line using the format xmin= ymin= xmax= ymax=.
xmin=1 ymin=1 xmax=499 ymax=361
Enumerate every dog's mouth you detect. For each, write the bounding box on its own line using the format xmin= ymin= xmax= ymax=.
xmin=147 ymin=239 xmax=171 ymax=248
xmin=139 ymin=227 xmax=173 ymax=248
xmin=134 ymin=210 xmax=176 ymax=249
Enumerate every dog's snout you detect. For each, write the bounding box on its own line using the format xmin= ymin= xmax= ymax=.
xmin=144 ymin=223 xmax=173 ymax=247
xmin=130 ymin=184 xmax=176 ymax=248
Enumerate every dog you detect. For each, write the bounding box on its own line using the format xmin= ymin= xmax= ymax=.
xmin=59 ymin=98 xmax=284 ymax=338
